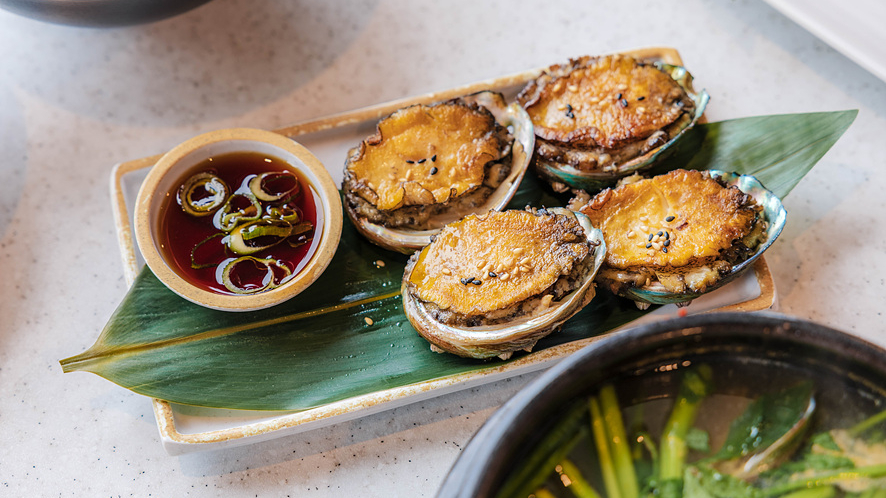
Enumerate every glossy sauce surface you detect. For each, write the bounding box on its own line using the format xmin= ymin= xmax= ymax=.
xmin=158 ymin=152 xmax=318 ymax=295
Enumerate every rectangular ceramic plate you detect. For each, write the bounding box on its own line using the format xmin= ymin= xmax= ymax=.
xmin=110 ymin=47 xmax=776 ymax=455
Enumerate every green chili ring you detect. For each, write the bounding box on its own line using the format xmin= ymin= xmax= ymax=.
xmin=219 ymin=256 xmax=293 ymax=294
xmin=180 ymin=172 xmax=229 ymax=217
xmin=249 ymin=172 xmax=300 ymax=202
xmin=227 ymin=219 xmax=293 ymax=255
xmin=214 ymin=192 xmax=262 ymax=232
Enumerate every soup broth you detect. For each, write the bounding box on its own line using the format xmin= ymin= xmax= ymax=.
xmin=498 ymin=358 xmax=886 ymax=498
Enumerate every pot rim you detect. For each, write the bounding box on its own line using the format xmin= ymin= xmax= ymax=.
xmin=437 ymin=311 xmax=886 ymax=498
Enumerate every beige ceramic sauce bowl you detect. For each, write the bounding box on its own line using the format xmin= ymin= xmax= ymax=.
xmin=134 ymin=128 xmax=343 ymax=312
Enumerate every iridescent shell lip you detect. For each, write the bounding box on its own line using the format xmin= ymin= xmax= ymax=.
xmin=347 ymin=91 xmax=535 ymax=254
xmin=535 ymin=63 xmax=710 ymax=193
xmin=402 ymin=208 xmax=606 ymax=361
xmin=615 ymin=170 xmax=786 ymax=307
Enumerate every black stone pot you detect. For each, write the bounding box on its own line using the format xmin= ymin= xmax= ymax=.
xmin=0 ymin=0 xmax=213 ymax=27
xmin=437 ymin=312 xmax=886 ymax=498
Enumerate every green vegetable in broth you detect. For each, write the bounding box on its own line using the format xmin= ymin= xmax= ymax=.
xmin=711 ymin=381 xmax=816 ymax=480
xmin=515 ymin=368 xmax=886 ymax=498
xmin=659 ymin=365 xmax=713 ymax=497
xmin=601 ymin=384 xmax=640 ymax=498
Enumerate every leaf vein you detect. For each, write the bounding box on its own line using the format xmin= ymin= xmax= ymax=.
xmin=60 ymin=290 xmax=401 ymax=371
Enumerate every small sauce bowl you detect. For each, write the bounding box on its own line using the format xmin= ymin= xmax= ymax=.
xmin=134 ymin=128 xmax=342 ymax=311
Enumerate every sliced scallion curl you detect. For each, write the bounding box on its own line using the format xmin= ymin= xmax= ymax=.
xmin=287 ymin=234 xmax=313 ymax=249
xmin=227 ymin=219 xmax=293 ymax=255
xmin=190 ymin=232 xmax=226 ymax=269
xmin=180 ymin=173 xmax=229 ymax=217
xmin=213 ymin=193 xmax=261 ymax=232
xmin=289 ymin=221 xmax=313 ymax=236
xmin=248 ymin=171 xmax=299 ymax=202
xmin=276 ymin=187 xmax=304 ymax=206
xmin=265 ymin=204 xmax=302 ymax=224
xmin=220 ymin=256 xmax=292 ymax=294
xmin=287 ymin=222 xmax=314 ymax=248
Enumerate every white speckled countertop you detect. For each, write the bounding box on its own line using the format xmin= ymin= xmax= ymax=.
xmin=2 ymin=0 xmax=885 ymax=495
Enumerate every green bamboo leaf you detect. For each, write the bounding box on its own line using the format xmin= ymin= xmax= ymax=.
xmin=60 ymin=111 xmax=855 ymax=411
xmin=650 ymin=110 xmax=858 ymax=198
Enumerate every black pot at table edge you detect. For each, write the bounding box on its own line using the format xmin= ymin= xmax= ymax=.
xmin=437 ymin=311 xmax=886 ymax=498
xmin=0 ymin=0 xmax=213 ymax=27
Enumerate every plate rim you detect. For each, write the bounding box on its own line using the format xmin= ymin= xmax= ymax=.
xmin=108 ymin=45 xmax=776 ymax=454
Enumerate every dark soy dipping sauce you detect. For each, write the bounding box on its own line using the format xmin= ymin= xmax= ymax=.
xmin=158 ymin=152 xmax=319 ymax=295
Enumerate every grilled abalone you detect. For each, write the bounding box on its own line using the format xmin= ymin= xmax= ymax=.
xmin=517 ymin=54 xmax=708 ymax=192
xmin=571 ymin=169 xmax=785 ymax=307
xmin=344 ymin=91 xmax=535 ymax=253
xmin=402 ymin=208 xmax=605 ymax=360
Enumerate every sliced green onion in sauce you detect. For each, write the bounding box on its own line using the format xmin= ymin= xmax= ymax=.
xmin=180 ymin=172 xmax=229 ymax=217
xmin=265 ymin=204 xmax=302 ymax=224
xmin=219 ymin=256 xmax=293 ymax=294
xmin=285 ymin=221 xmax=314 ymax=248
xmin=172 ymin=163 xmax=315 ymax=296
xmin=213 ymin=193 xmax=262 ymax=232
xmin=190 ymin=232 xmax=226 ymax=269
xmin=289 ymin=221 xmax=313 ymax=236
xmin=248 ymin=172 xmax=299 ymax=202
xmin=227 ymin=219 xmax=293 ymax=255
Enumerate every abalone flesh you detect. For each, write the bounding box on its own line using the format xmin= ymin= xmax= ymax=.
xmin=570 ymin=169 xmax=785 ymax=307
xmin=517 ymin=54 xmax=708 ymax=192
xmin=343 ymin=91 xmax=535 ymax=253
xmin=402 ymin=208 xmax=605 ymax=360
